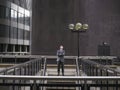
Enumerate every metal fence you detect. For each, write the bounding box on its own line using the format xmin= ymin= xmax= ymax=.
xmin=0 ymin=55 xmax=119 ymax=90
xmin=0 ymin=57 xmax=46 ymax=76
xmin=80 ymin=58 xmax=120 ymax=76
xmin=0 ymin=75 xmax=119 ymax=90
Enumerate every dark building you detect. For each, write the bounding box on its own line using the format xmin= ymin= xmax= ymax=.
xmin=32 ymin=0 xmax=120 ymax=56
xmin=0 ymin=0 xmax=31 ymax=54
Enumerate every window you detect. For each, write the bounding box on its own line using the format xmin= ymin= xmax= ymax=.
xmin=24 ymin=31 xmax=30 ymax=40
xmin=10 ymin=27 xmax=14 ymax=39
xmin=13 ymin=0 xmax=20 ymax=5
xmin=0 ymin=6 xmax=5 ymax=18
xmin=25 ymin=10 xmax=30 ymax=26
xmin=14 ymin=27 xmax=18 ymax=39
xmin=11 ymin=9 xmax=18 ymax=22
xmin=18 ymin=29 xmax=24 ymax=39
xmin=19 ymin=0 xmax=25 ymax=8
xmin=25 ymin=15 xmax=30 ymax=26
xmin=14 ymin=10 xmax=17 ymax=22
xmin=5 ymin=7 xmax=10 ymax=19
xmin=0 ymin=24 xmax=9 ymax=38
xmin=11 ymin=9 xmax=14 ymax=21
xmin=18 ymin=13 xmax=24 ymax=24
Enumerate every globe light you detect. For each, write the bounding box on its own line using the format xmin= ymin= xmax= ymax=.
xmin=75 ymin=23 xmax=82 ymax=30
xmin=82 ymin=24 xmax=89 ymax=29
xmin=69 ymin=24 xmax=74 ymax=30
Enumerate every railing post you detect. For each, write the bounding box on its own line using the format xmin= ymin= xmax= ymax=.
xmin=15 ymin=55 xmax=17 ymax=64
xmin=0 ymin=55 xmax=2 ymax=63
xmin=33 ymin=80 xmax=37 ymax=90
xmin=84 ymin=80 xmax=88 ymax=90
xmin=30 ymin=84 xmax=33 ymax=90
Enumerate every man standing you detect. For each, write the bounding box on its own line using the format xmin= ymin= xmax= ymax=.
xmin=57 ymin=45 xmax=65 ymax=76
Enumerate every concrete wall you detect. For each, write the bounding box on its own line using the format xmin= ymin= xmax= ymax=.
xmin=32 ymin=0 xmax=120 ymax=56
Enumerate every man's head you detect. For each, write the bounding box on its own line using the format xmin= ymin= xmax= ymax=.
xmin=60 ymin=45 xmax=63 ymax=50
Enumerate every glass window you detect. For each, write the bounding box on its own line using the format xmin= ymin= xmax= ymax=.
xmin=11 ymin=9 xmax=18 ymax=22
xmin=14 ymin=27 xmax=18 ymax=39
xmin=11 ymin=9 xmax=14 ymax=21
xmin=18 ymin=29 xmax=24 ymax=39
xmin=25 ymin=15 xmax=30 ymax=26
xmin=25 ymin=10 xmax=30 ymax=26
xmin=24 ymin=31 xmax=30 ymax=40
xmin=14 ymin=10 xmax=17 ymax=22
xmin=10 ymin=27 xmax=18 ymax=39
xmin=5 ymin=7 xmax=10 ymax=19
xmin=19 ymin=0 xmax=25 ymax=7
xmin=10 ymin=27 xmax=14 ymax=39
xmin=0 ymin=24 xmax=9 ymax=38
xmin=0 ymin=6 xmax=5 ymax=18
xmin=0 ymin=44 xmax=6 ymax=52
xmin=13 ymin=0 xmax=20 ymax=5
xmin=18 ymin=13 xmax=24 ymax=24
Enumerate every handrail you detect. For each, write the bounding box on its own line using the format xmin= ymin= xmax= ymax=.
xmin=75 ymin=57 xmax=80 ymax=76
xmin=82 ymin=59 xmax=120 ymax=74
xmin=0 ymin=75 xmax=119 ymax=80
xmin=0 ymin=75 xmax=119 ymax=90
xmin=0 ymin=57 xmax=46 ymax=76
xmin=0 ymin=55 xmax=116 ymax=59
xmin=0 ymin=58 xmax=41 ymax=73
xmin=42 ymin=57 xmax=47 ymax=76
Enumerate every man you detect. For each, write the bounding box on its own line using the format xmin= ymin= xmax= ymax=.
xmin=56 ymin=45 xmax=65 ymax=76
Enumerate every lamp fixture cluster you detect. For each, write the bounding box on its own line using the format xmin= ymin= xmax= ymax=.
xmin=69 ymin=22 xmax=89 ymax=32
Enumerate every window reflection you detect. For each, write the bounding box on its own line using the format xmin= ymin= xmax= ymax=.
xmin=0 ymin=5 xmax=30 ymax=26
xmin=5 ymin=7 xmax=10 ymax=19
xmin=11 ymin=9 xmax=17 ymax=22
xmin=25 ymin=10 xmax=30 ymax=26
xmin=0 ymin=6 xmax=5 ymax=18
xmin=18 ymin=13 xmax=24 ymax=24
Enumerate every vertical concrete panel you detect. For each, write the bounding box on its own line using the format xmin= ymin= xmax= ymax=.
xmin=32 ymin=0 xmax=77 ymax=55
xmin=83 ymin=0 xmax=120 ymax=55
xmin=32 ymin=0 xmax=120 ymax=56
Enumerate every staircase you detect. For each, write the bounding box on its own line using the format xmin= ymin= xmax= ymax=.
xmin=45 ymin=62 xmax=77 ymax=90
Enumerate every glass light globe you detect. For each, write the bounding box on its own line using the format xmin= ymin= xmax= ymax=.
xmin=82 ymin=24 xmax=89 ymax=29
xmin=69 ymin=24 xmax=74 ymax=30
xmin=75 ymin=23 xmax=82 ymax=30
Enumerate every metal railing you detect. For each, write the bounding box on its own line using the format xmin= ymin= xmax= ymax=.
xmin=81 ymin=59 xmax=120 ymax=76
xmin=0 ymin=57 xmax=46 ymax=76
xmin=42 ymin=57 xmax=47 ymax=76
xmin=76 ymin=57 xmax=80 ymax=76
xmin=0 ymin=55 xmax=119 ymax=90
xmin=0 ymin=75 xmax=119 ymax=90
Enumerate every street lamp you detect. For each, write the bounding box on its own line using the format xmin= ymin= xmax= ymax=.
xmin=68 ymin=22 xmax=88 ymax=63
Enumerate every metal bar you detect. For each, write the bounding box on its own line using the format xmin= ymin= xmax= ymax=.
xmin=0 ymin=75 xmax=119 ymax=80
xmin=0 ymin=55 xmax=116 ymax=59
xmin=42 ymin=57 xmax=47 ymax=76
xmin=76 ymin=57 xmax=80 ymax=76
xmin=77 ymin=32 xmax=80 ymax=64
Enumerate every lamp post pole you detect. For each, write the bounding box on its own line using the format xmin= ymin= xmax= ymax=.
xmin=69 ymin=23 xmax=88 ymax=65
xmin=77 ymin=32 xmax=80 ymax=61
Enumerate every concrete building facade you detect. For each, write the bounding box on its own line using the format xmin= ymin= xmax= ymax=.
xmin=32 ymin=0 xmax=120 ymax=56
xmin=0 ymin=0 xmax=31 ymax=54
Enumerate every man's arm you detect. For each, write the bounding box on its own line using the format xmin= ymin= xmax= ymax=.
xmin=57 ymin=50 xmax=59 ymax=56
xmin=63 ymin=50 xmax=65 ymax=55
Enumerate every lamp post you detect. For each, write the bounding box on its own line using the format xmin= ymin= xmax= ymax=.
xmin=68 ymin=22 xmax=88 ymax=63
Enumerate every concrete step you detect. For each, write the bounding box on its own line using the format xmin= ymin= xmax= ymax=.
xmin=46 ymin=87 xmax=76 ymax=90
xmin=0 ymin=64 xmax=15 ymax=67
xmin=47 ymin=68 xmax=76 ymax=76
xmin=47 ymin=64 xmax=76 ymax=69
xmin=46 ymin=80 xmax=76 ymax=90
